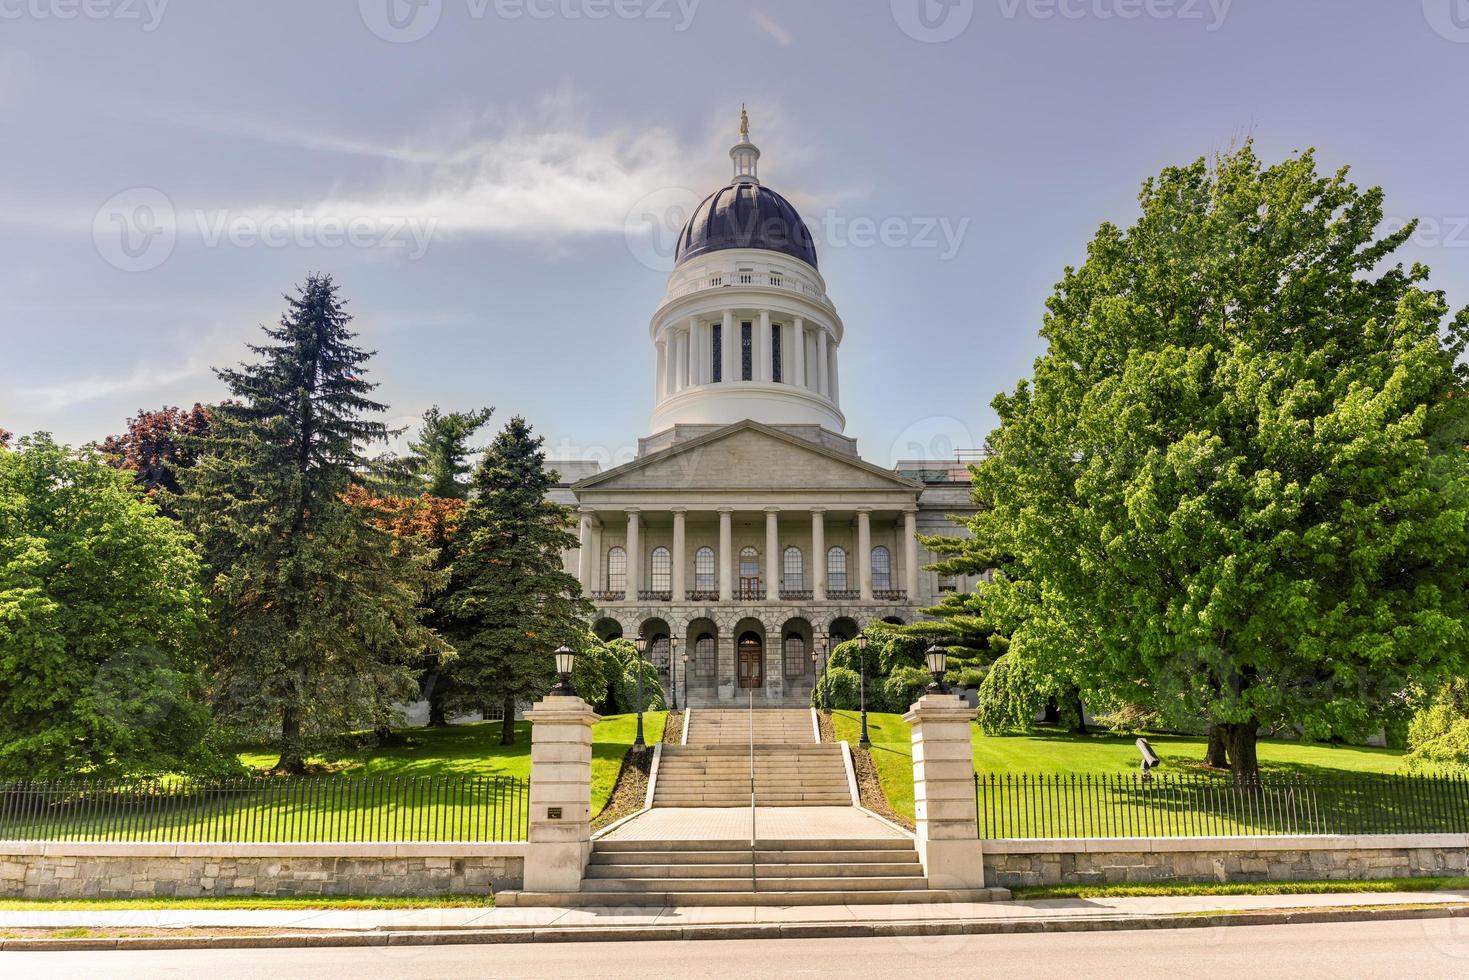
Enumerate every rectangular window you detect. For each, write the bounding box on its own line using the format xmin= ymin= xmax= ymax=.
xmin=711 ymin=324 xmax=723 ymax=382
xmin=741 ymin=321 xmax=753 ymax=380
xmin=771 ymin=324 xmax=783 ymax=383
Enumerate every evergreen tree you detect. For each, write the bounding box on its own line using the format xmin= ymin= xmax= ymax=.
xmin=177 ymin=274 xmax=446 ymax=772
xmin=440 ymin=417 xmax=590 ymax=744
xmin=408 ymin=405 xmax=494 ymax=500
xmin=950 ymin=144 xmax=1469 ymax=776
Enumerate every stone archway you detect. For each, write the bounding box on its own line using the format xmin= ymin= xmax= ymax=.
xmin=732 ymin=617 xmax=768 ymax=696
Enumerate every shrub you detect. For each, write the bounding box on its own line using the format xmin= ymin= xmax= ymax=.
xmin=811 ymin=667 xmax=863 ymax=711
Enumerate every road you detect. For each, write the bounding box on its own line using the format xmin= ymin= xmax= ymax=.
xmin=11 ymin=918 xmax=1469 ymax=979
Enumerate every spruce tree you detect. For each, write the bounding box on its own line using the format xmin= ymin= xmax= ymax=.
xmin=178 ymin=274 xmax=445 ymax=772
xmin=440 ymin=417 xmax=590 ymax=744
xmin=408 ymin=405 xmax=494 ymax=500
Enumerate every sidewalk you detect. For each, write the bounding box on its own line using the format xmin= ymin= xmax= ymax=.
xmin=4 ymin=888 xmax=1469 ymax=949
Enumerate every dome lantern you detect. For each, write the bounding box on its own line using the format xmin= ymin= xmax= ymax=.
xmin=730 ymin=104 xmax=761 ymax=185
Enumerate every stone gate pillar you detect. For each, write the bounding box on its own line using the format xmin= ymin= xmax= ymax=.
xmin=523 ymin=693 xmax=600 ymax=892
xmin=903 ymin=693 xmax=986 ymax=888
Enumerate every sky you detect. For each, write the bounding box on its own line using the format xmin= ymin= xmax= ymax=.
xmin=4 ymin=1 xmax=1469 ymax=468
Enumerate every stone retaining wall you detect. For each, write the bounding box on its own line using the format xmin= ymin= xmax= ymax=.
xmin=0 ymin=843 xmax=526 ymax=899
xmin=983 ymin=834 xmax=1469 ymax=888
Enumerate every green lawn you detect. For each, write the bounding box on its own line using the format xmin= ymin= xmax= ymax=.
xmin=1008 ymin=876 xmax=1469 ymax=901
xmin=2 ymin=714 xmax=664 ymax=843
xmin=832 ymin=710 xmax=1415 ymax=835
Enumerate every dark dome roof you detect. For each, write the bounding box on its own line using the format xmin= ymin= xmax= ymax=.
xmin=675 ymin=182 xmax=818 ymax=269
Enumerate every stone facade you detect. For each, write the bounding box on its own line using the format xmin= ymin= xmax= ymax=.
xmin=0 ymin=843 xmax=525 ymax=899
xmin=982 ymin=835 xmax=1469 ymax=888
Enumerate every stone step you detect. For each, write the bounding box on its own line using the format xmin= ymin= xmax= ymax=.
xmin=584 ymin=862 xmax=923 ymax=880
xmin=589 ymin=848 xmax=920 ymax=865
xmin=579 ymin=874 xmax=932 ymax=894
xmin=497 ymin=888 xmax=1012 ymax=908
xmin=592 ymin=837 xmax=912 ymax=853
xmin=651 ymin=796 xmax=853 ymax=806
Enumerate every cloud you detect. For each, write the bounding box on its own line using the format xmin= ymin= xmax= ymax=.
xmin=0 ymin=48 xmax=37 ymax=123
xmin=752 ymin=11 xmax=793 ymax=46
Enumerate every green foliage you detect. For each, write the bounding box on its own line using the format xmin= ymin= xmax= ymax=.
xmin=176 ymin=275 xmax=446 ymax=771
xmin=811 ymin=667 xmax=863 ymax=711
xmin=881 ymin=666 xmax=932 ymax=713
xmin=0 ymin=435 xmax=230 ymax=778
xmin=407 ymin=405 xmax=494 ymax=500
xmin=946 ymin=667 xmax=987 ymax=690
xmin=948 ymin=143 xmax=1469 ymax=772
xmin=438 ymin=417 xmax=591 ymax=741
xmin=1404 ymin=681 xmax=1469 ymax=773
xmin=589 ymin=638 xmax=667 ymax=714
xmin=974 ymin=655 xmax=1046 ymax=734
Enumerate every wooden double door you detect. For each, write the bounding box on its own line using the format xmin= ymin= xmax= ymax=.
xmin=737 ymin=632 xmax=763 ymax=689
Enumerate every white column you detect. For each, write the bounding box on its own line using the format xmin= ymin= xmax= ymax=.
xmin=829 ymin=342 xmax=840 ymax=404
xmin=765 ymin=507 xmax=780 ymax=602
xmin=577 ymin=508 xmax=595 ymax=593
xmin=857 ymin=507 xmax=873 ymax=602
xmin=672 ymin=507 xmax=687 ymax=603
xmin=687 ymin=320 xmax=699 ymax=387
xmin=718 ymin=507 xmax=734 ymax=601
xmin=655 ymin=340 xmax=668 ymax=400
xmin=793 ymin=317 xmax=806 ymax=389
xmin=817 ymin=328 xmax=830 ymax=398
xmin=757 ymin=309 xmax=772 ymax=382
xmin=811 ymin=508 xmax=827 ymax=602
xmin=721 ymin=310 xmax=734 ymax=383
xmin=675 ymin=330 xmax=688 ymax=391
xmin=625 ymin=509 xmax=641 ymax=600
xmin=905 ymin=508 xmax=920 ymax=601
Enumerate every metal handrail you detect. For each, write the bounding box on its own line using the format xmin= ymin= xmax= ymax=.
xmin=749 ymin=686 xmax=756 ymax=892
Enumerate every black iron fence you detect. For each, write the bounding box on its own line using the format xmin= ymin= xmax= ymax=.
xmin=976 ymin=772 xmax=1469 ymax=839
xmin=0 ymin=775 xmax=529 ymax=843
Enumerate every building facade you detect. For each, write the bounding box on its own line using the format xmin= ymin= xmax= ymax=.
xmin=549 ymin=114 xmax=978 ymax=708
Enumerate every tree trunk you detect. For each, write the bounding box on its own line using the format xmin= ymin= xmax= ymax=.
xmin=1067 ymin=689 xmax=1088 ymax=735
xmin=1204 ymin=725 xmax=1230 ymax=768
xmin=422 ymin=669 xmax=448 ymax=726
xmin=498 ymin=698 xmax=516 ymax=746
xmin=1223 ymin=721 xmax=1260 ymax=780
xmin=275 ymin=704 xmax=306 ymax=774
xmin=1041 ymin=698 xmax=1060 ymax=725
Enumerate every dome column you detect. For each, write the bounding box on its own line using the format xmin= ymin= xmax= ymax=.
xmin=757 ymin=310 xmax=772 ymax=382
xmin=721 ymin=311 xmax=735 ymax=384
xmin=817 ymin=328 xmax=830 ymax=398
xmin=792 ymin=317 xmax=806 ymax=389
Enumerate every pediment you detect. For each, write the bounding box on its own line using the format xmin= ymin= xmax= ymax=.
xmin=572 ymin=421 xmax=921 ymax=493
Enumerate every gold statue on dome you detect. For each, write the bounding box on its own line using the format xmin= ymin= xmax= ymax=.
xmin=740 ymin=104 xmax=749 ymax=139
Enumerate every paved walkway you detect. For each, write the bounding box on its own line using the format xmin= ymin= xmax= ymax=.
xmin=4 ymin=888 xmax=1469 ymax=934
xmin=600 ymin=806 xmax=904 ymax=841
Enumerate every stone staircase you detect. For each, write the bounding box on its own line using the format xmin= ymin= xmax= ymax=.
xmin=653 ymin=708 xmax=851 ymax=808
xmin=499 ymin=836 xmax=1009 ymax=908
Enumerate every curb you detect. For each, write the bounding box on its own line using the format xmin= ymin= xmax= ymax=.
xmin=3 ymin=902 xmax=1468 ymax=951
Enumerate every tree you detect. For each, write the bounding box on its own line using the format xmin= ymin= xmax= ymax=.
xmin=1404 ymin=681 xmax=1469 ymax=774
xmin=407 ymin=405 xmax=494 ymax=500
xmin=953 ymin=143 xmax=1469 ymax=776
xmin=176 ymin=274 xmax=446 ymax=772
xmin=0 ymin=435 xmax=227 ymax=779
xmin=99 ymin=404 xmax=211 ymax=500
xmin=439 ymin=417 xmax=591 ymax=744
xmin=400 ymin=405 xmax=493 ymax=724
xmin=0 ymin=428 xmax=12 ymax=450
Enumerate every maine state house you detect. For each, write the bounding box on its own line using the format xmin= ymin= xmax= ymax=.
xmin=549 ymin=114 xmax=978 ymax=708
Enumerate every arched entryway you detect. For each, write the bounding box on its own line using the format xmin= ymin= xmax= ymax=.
xmin=737 ymin=631 xmax=764 ymax=689
xmin=593 ymin=618 xmax=624 ymax=642
xmin=684 ymin=617 xmax=719 ymax=706
xmin=829 ymin=616 xmax=860 ymax=646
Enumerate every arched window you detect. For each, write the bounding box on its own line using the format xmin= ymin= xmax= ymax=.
xmin=650 ymin=547 xmax=672 ymax=593
xmin=695 ymin=547 xmax=716 ymax=593
xmin=827 ymin=546 xmax=848 ymax=592
xmin=872 ymin=546 xmax=892 ymax=591
xmin=606 ymin=547 xmax=627 ymax=593
xmin=695 ymin=633 xmax=716 ymax=677
xmin=650 ymin=633 xmax=670 ymax=671
xmin=783 ymin=546 xmax=803 ymax=591
xmin=739 ymin=546 xmax=760 ymax=598
xmin=783 ymin=633 xmax=806 ymax=678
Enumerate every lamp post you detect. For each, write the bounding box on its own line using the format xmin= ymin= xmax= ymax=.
xmin=551 ymin=646 xmax=578 ymax=697
xmin=857 ymin=631 xmax=871 ymax=749
xmin=680 ymin=650 xmax=689 ymax=713
xmin=669 ymin=635 xmax=680 ymax=713
xmin=815 ymin=632 xmax=829 ymax=712
xmin=633 ymin=633 xmax=648 ymax=750
xmin=925 ymin=643 xmax=949 ymax=695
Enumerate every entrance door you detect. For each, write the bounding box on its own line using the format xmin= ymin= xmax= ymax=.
xmin=737 ymin=632 xmax=764 ymax=689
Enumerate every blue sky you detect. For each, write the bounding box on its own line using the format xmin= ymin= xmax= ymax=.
xmin=4 ymin=1 xmax=1469 ymax=466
